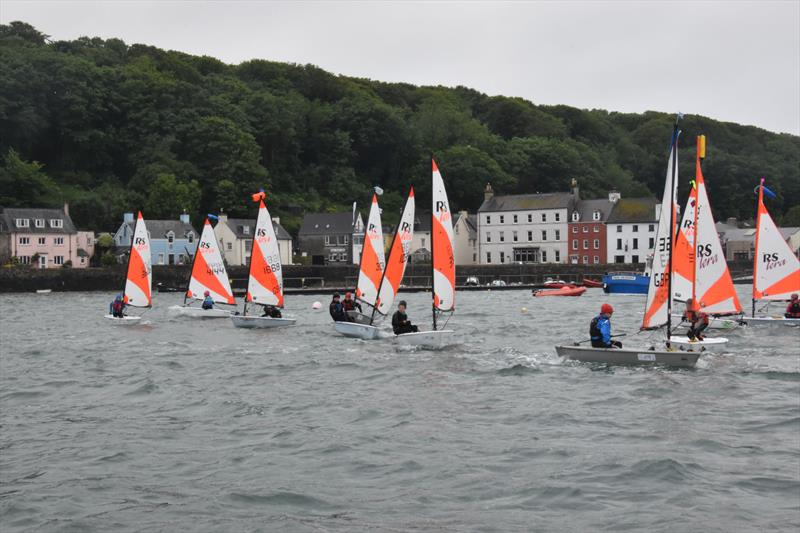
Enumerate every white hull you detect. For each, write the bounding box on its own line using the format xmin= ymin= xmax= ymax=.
xmin=670 ymin=314 xmax=742 ymax=331
xmin=741 ymin=316 xmax=800 ymax=328
xmin=333 ymin=321 xmax=382 ymax=340
xmin=668 ymin=335 xmax=728 ymax=351
xmin=556 ymin=344 xmax=699 ymax=368
xmin=230 ymin=315 xmax=296 ymax=329
xmin=103 ymin=314 xmax=142 ymax=324
xmin=169 ymin=305 xmax=232 ymax=318
xmin=394 ymin=329 xmax=456 ymax=350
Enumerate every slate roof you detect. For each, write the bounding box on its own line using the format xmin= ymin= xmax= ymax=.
xmin=478 ymin=192 xmax=575 ymax=213
xmin=225 ymin=218 xmax=292 ymax=240
xmin=571 ymin=199 xmax=615 ymax=223
xmin=454 ymin=212 xmax=478 ymax=239
xmin=299 ymin=212 xmax=360 ymax=235
xmin=606 ymin=198 xmax=658 ymax=223
xmin=120 ymin=219 xmax=197 ymax=238
xmin=0 ymin=207 xmax=77 ymax=234
xmin=720 ymin=227 xmax=799 ymax=243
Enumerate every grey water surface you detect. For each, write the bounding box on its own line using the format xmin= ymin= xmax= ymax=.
xmin=1 ymin=287 xmax=798 ymax=532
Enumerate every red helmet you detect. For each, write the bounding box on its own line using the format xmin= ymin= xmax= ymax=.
xmin=345 ymin=292 xmax=352 ymax=298
xmin=204 ymin=291 xmax=210 ymax=297
xmin=792 ymin=294 xmax=799 ymax=300
xmin=601 ymin=303 xmax=614 ymax=315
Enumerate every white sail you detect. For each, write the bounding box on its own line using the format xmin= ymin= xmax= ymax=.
xmin=355 ymin=194 xmax=385 ymax=310
xmin=376 ymin=188 xmax=415 ymax=316
xmin=432 ymin=160 xmax=455 ymax=313
xmin=671 ymin=188 xmax=696 ymax=303
xmin=642 ymin=132 xmax=678 ymax=329
xmin=754 ymin=180 xmax=800 ymax=301
xmin=124 ymin=212 xmax=152 ymax=308
xmin=246 ymin=200 xmax=284 ymax=307
xmin=187 ymin=219 xmax=235 ymax=305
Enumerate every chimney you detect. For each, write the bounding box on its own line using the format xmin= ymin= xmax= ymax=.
xmin=272 ymin=216 xmax=280 ymax=225
xmin=123 ymin=212 xmax=134 ymax=224
xmin=63 ymin=202 xmax=69 ymax=216
xmin=179 ymin=210 xmax=190 ymax=224
xmin=218 ymin=208 xmax=228 ymax=223
xmin=484 ymin=183 xmax=494 ymax=202
xmin=608 ymin=190 xmax=621 ymax=203
xmin=571 ymin=178 xmax=579 ymax=199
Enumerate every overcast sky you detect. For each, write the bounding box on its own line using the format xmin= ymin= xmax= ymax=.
xmin=3 ymin=0 xmax=799 ymax=135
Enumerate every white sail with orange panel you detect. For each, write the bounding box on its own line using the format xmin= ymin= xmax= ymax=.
xmin=246 ymin=200 xmax=284 ymax=307
xmin=187 ymin=218 xmax=235 ymax=305
xmin=432 ymin=160 xmax=455 ymax=314
xmin=753 ymin=179 xmax=800 ymax=301
xmin=671 ymin=185 xmax=696 ymax=303
xmin=692 ymin=152 xmax=742 ymax=315
xmin=124 ymin=211 xmax=152 ymax=308
xmin=642 ymin=131 xmax=679 ymax=329
xmin=355 ymin=194 xmax=386 ymax=310
xmin=375 ymin=188 xmax=415 ymax=316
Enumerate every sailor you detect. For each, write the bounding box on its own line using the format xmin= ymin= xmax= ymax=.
xmin=342 ymin=292 xmax=362 ymax=314
xmin=329 ymin=293 xmax=349 ymax=322
xmin=683 ymin=298 xmax=709 ymax=341
xmin=590 ymin=303 xmax=622 ymax=348
xmin=786 ymin=294 xmax=800 ymax=319
xmin=262 ymin=304 xmax=282 ymax=318
xmin=202 ymin=290 xmax=214 ymax=310
xmin=110 ymin=294 xmax=126 ymax=318
xmin=392 ymin=300 xmax=419 ymax=335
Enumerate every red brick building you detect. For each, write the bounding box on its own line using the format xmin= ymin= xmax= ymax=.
xmin=568 ymin=196 xmax=616 ymax=264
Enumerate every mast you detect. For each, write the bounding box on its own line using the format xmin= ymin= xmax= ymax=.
xmin=431 ymin=185 xmax=437 ymax=332
xmin=124 ymin=214 xmax=138 ymax=301
xmin=242 ymin=220 xmax=255 ymax=317
xmin=752 ymin=178 xmax=764 ymax=317
xmin=691 ymin=136 xmax=703 ymax=307
xmin=666 ymin=119 xmax=681 ymax=340
xmin=183 ymin=216 xmax=204 ymax=306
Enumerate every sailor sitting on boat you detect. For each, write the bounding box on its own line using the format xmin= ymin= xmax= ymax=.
xmin=683 ymin=298 xmax=709 ymax=341
xmin=262 ymin=304 xmax=282 ymax=318
xmin=110 ymin=294 xmax=126 ymax=318
xmin=590 ymin=304 xmax=622 ymax=348
xmin=342 ymin=292 xmax=362 ymax=314
xmin=786 ymin=294 xmax=800 ymax=319
xmin=201 ymin=291 xmax=214 ymax=310
xmin=392 ymin=301 xmax=419 ymax=335
xmin=329 ymin=293 xmax=349 ymax=322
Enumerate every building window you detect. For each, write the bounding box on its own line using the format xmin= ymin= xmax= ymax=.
xmin=555 ymin=250 xmax=560 ymax=262
xmin=421 ymin=237 xmax=426 ymax=247
xmin=632 ymin=238 xmax=639 ymax=250
xmin=583 ymin=226 xmax=589 ymax=233
xmin=167 ymin=232 xmax=175 ymax=243
xmin=158 ymin=253 xmax=165 ymax=264
xmin=16 ymin=218 xmax=29 ymax=228
xmin=486 ymin=252 xmax=492 ymax=263
xmin=555 ymin=230 xmax=560 ymax=240
xmin=35 ymin=219 xmax=45 ymax=228
xmin=499 ymin=215 xmax=505 ymax=224
xmin=572 ymin=239 xmax=578 ymax=249
xmin=499 ymin=231 xmax=505 ymax=242
xmin=50 ymin=219 xmax=63 ymax=228
xmin=324 ymin=235 xmax=331 ymax=245
xmin=486 ymin=215 xmax=491 ymax=225
xmin=583 ymin=239 xmax=589 ymax=249
xmin=19 ymin=237 xmax=30 ymax=245
xmin=486 ymin=232 xmax=492 ymax=243
xmin=344 ymin=235 xmax=350 ymax=244
xmin=500 ymin=251 xmax=505 ymax=263
xmin=632 ymin=225 xmax=639 ymax=233
xmin=583 ymin=255 xmax=589 ymax=264
xmin=593 ymin=255 xmax=599 ymax=264
xmin=615 ymin=255 xmax=625 ymax=263
xmin=594 ymin=239 xmax=600 ymax=249
xmin=617 ymin=238 xmax=623 ymax=250
xmin=513 ymin=214 xmax=518 ymax=223
xmin=54 ymin=255 xmax=64 ymax=265
xmin=19 ymin=256 xmax=31 ymax=265
xmin=593 ymin=225 xmax=599 ymax=233
xmin=649 ymin=237 xmax=654 ymax=248
xmin=514 ymin=248 xmax=539 ymax=263
xmin=527 ymin=214 xmax=532 ymax=223
xmin=555 ymin=212 xmax=560 ymax=222
xmin=649 ymin=224 xmax=655 ymax=232
xmin=188 ymin=233 xmax=194 ymax=243
xmin=541 ymin=213 xmax=546 ymax=222
xmin=512 ymin=231 xmax=518 ymax=242
xmin=226 ymin=242 xmax=233 ymax=251
xmin=527 ymin=231 xmax=532 ymax=241
xmin=617 ymin=225 xmax=622 ymax=232
xmin=572 ymin=226 xmax=578 ymax=233
xmin=472 ymin=253 xmax=477 ymax=262
xmin=541 ymin=230 xmax=547 ymax=241
xmin=632 ymin=255 xmax=640 ymax=263
xmin=55 ymin=237 xmax=64 ymax=245
xmin=542 ymin=250 xmax=548 ymax=262
xmin=38 ymin=237 xmax=46 ymax=245
xmin=593 ymin=211 xmax=600 ymax=221
xmin=572 ymin=212 xmax=580 ymax=222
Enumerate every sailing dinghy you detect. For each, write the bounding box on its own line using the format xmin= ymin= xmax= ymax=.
xmin=742 ymin=178 xmax=800 ymax=327
xmin=105 ymin=211 xmax=152 ymax=323
xmin=231 ymin=195 xmax=295 ymax=329
xmin=556 ymin=121 xmax=701 ymax=367
xmin=169 ymin=216 xmax=235 ymax=318
xmin=395 ymin=160 xmax=457 ymax=350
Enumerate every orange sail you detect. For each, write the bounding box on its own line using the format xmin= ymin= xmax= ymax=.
xmin=355 ymin=194 xmax=385 ymax=310
xmin=187 ymin=218 xmax=235 ymax=304
xmin=246 ymin=200 xmax=284 ymax=307
xmin=672 ymin=184 xmax=697 ymax=303
xmin=376 ymin=188 xmax=415 ymax=316
xmin=123 ymin=211 xmax=152 ymax=307
xmin=432 ymin=159 xmax=455 ymax=313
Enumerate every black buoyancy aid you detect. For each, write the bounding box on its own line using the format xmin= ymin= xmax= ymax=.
xmin=590 ymin=315 xmax=602 ymax=340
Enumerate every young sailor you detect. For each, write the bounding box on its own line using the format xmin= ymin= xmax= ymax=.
xmin=342 ymin=292 xmax=362 ymax=314
xmin=392 ymin=301 xmax=418 ymax=335
xmin=262 ymin=304 xmax=282 ymax=318
xmin=786 ymin=294 xmax=800 ymax=319
xmin=683 ymin=298 xmax=709 ymax=341
xmin=590 ymin=303 xmax=622 ymax=348
xmin=110 ymin=294 xmax=126 ymax=318
xmin=201 ymin=290 xmax=214 ymax=310
xmin=329 ymin=293 xmax=349 ymax=322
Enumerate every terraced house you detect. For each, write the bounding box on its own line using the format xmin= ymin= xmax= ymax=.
xmin=113 ymin=212 xmax=198 ymax=266
xmin=0 ymin=205 xmax=95 ymax=268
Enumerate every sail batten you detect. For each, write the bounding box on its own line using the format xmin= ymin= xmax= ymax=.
xmin=355 ymin=194 xmax=386 ymax=310
xmin=753 ymin=179 xmax=800 ymax=302
xmin=123 ymin=211 xmax=152 ymax=308
xmin=187 ymin=219 xmax=235 ymax=305
xmin=246 ymin=200 xmax=284 ymax=308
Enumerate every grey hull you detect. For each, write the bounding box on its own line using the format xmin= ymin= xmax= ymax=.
xmin=230 ymin=316 xmax=296 ymax=329
xmin=555 ymin=345 xmax=700 ymax=368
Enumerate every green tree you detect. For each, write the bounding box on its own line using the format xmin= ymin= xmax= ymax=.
xmin=0 ymin=149 xmax=61 ymax=207
xmin=782 ymin=205 xmax=800 ymax=227
xmin=144 ymin=173 xmax=201 ymax=219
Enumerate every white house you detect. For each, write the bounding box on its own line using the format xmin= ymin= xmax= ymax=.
xmin=605 ymin=197 xmax=660 ymax=264
xmin=453 ymin=211 xmax=478 ymax=265
xmin=477 ymin=183 xmax=578 ymax=264
xmin=214 ymin=213 xmax=293 ymax=266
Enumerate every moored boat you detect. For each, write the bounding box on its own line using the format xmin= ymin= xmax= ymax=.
xmin=602 ymin=272 xmax=649 ymax=294
xmin=533 ymin=286 xmax=586 ymax=297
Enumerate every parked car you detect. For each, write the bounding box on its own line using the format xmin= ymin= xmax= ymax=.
xmin=490 ymin=279 xmax=507 ymax=287
xmin=464 ymin=276 xmax=480 ymax=286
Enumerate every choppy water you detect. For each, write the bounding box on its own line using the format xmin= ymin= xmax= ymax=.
xmin=1 ymin=287 xmax=799 ymax=532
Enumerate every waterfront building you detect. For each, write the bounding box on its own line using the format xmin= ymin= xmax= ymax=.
xmin=567 ymin=194 xmax=616 ymax=265
xmin=453 ymin=211 xmax=478 ymax=265
xmin=113 ymin=212 xmax=197 ymax=266
xmin=297 ymin=212 xmax=364 ymax=265
xmin=214 ymin=212 xmax=293 ymax=266
xmin=605 ymin=197 xmax=660 ymax=264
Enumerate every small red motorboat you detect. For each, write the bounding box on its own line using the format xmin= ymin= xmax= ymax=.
xmin=533 ymin=286 xmax=587 ymax=297
xmin=581 ymin=278 xmax=603 ymax=288
xmin=543 ymin=279 xmax=572 ymax=289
